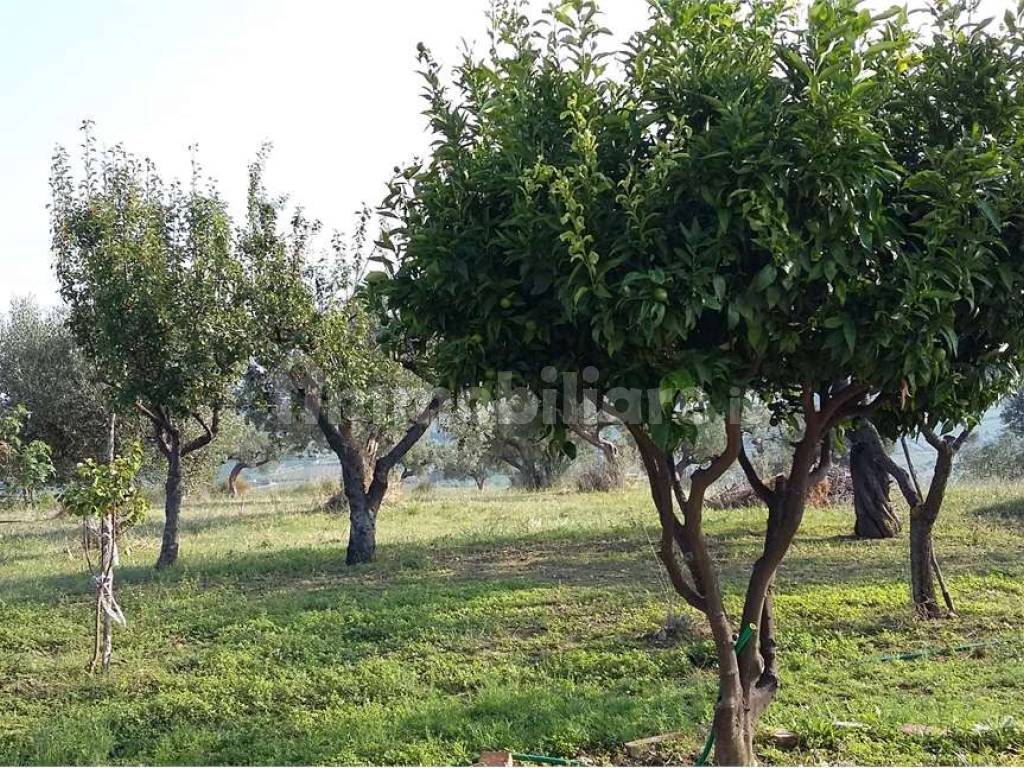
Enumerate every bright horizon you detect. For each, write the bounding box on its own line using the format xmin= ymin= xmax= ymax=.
xmin=0 ymin=0 xmax=1009 ymax=311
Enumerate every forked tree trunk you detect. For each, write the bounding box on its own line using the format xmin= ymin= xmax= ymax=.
xmin=849 ymin=423 xmax=901 ymax=538
xmin=627 ymin=382 xmax=867 ymax=765
xmin=310 ymin=390 xmax=446 ymax=567
xmin=157 ymin=443 xmax=184 ymax=569
xmin=909 ymin=428 xmax=963 ymax=619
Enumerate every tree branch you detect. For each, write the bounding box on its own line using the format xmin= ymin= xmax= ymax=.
xmin=367 ymin=392 xmax=447 ymax=509
xmin=182 ymin=406 xmax=220 ymax=456
xmin=807 ymin=429 xmax=834 ymax=488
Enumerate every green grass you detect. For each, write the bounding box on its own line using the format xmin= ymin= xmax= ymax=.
xmin=1 ymin=482 xmax=1023 ymax=765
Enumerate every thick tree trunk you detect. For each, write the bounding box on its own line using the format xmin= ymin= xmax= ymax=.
xmin=346 ymin=493 xmax=378 ymax=565
xmin=308 ymin=390 xmax=445 ymax=567
xmin=227 ymin=461 xmax=248 ymax=497
xmin=849 ymin=424 xmax=901 ymax=538
xmin=156 ymin=444 xmax=183 ymax=569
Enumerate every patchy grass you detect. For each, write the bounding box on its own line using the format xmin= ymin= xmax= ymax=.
xmin=1 ymin=482 xmax=1022 ymax=765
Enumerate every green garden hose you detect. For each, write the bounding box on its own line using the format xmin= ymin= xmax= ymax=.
xmin=509 ymin=753 xmax=577 ymax=766
xmin=695 ymin=623 xmax=758 ymax=766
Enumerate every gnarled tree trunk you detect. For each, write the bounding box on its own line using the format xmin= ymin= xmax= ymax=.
xmin=310 ymin=390 xmax=445 ymax=566
xmin=345 ymin=493 xmax=377 ymax=565
xmin=849 ymin=422 xmax=901 ymax=538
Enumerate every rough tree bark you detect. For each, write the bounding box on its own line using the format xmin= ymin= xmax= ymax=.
xmin=848 ymin=420 xmax=912 ymax=539
xmin=158 ymin=440 xmax=184 ymax=569
xmin=629 ymin=381 xmax=869 ymax=764
xmin=311 ymin=391 xmax=446 ymax=565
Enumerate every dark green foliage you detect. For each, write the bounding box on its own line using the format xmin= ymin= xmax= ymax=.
xmin=0 ymin=298 xmax=111 ymax=479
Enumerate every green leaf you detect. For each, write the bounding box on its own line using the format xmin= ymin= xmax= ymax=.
xmin=843 ymin=317 xmax=857 ymax=353
xmin=978 ymin=200 xmax=1001 ymax=231
xmin=753 ymin=264 xmax=777 ymax=292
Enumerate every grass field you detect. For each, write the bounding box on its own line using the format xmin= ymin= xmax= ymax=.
xmin=1 ymin=482 xmax=1023 ymax=765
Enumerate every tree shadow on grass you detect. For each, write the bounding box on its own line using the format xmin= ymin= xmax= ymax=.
xmin=970 ymin=496 xmax=1024 ymax=532
xmin=7 ymin=512 xmax=1022 ymax=628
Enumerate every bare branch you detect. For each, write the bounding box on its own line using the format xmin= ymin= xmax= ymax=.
xmin=952 ymin=427 xmax=973 ymax=452
xmin=919 ymin=422 xmax=946 ymax=453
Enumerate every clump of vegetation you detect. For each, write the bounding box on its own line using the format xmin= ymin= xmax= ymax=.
xmin=58 ymin=440 xmax=147 ymax=673
xmin=0 ymin=405 xmax=55 ymax=506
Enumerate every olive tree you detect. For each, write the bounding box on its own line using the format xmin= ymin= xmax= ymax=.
xmin=51 ymin=126 xmax=255 ymax=567
xmin=221 ymin=365 xmax=320 ymax=495
xmin=244 ymin=167 xmax=444 ymax=565
xmin=376 ymin=1 xmax=1024 ymax=762
xmin=0 ymin=297 xmax=114 ymax=479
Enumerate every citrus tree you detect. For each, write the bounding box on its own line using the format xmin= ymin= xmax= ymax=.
xmin=375 ymin=0 xmax=1024 ymax=762
xmin=828 ymin=0 xmax=1024 ymax=615
xmin=51 ymin=125 xmax=255 ymax=567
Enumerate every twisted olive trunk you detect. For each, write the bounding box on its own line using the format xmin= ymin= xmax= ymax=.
xmin=849 ymin=423 xmax=901 ymax=538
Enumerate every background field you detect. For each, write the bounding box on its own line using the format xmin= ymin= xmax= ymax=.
xmin=1 ymin=484 xmax=1023 ymax=765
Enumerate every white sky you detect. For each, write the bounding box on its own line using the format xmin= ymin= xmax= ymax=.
xmin=0 ymin=0 xmax=1011 ymax=311
xmin=0 ymin=0 xmax=649 ymax=310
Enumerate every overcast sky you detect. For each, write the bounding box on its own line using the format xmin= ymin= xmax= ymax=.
xmin=0 ymin=0 xmax=1010 ymax=310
